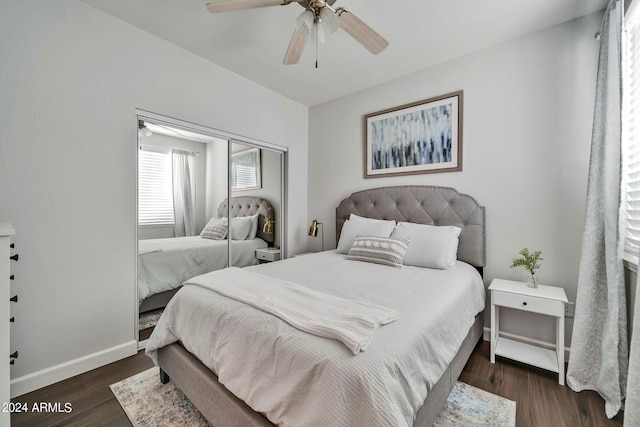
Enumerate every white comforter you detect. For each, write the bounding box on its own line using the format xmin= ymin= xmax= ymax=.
xmin=137 ymin=236 xmax=267 ymax=304
xmin=187 ymin=267 xmax=399 ymax=354
xmin=146 ymin=251 xmax=485 ymax=427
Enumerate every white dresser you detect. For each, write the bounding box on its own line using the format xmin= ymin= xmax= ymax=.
xmin=0 ymin=222 xmax=15 ymax=427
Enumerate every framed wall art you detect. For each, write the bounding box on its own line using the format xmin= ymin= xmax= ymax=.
xmin=231 ymin=147 xmax=262 ymax=191
xmin=364 ymin=90 xmax=463 ymax=178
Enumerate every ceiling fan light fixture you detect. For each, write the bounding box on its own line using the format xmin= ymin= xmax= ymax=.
xmin=319 ymin=7 xmax=339 ymax=36
xmin=138 ymin=120 xmax=152 ymax=138
xmin=295 ymin=8 xmax=315 ymax=30
xmin=208 ymin=0 xmax=388 ymax=66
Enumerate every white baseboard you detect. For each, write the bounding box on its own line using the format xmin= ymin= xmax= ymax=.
xmin=10 ymin=340 xmax=138 ymax=398
xmin=482 ymin=327 xmax=571 ymax=361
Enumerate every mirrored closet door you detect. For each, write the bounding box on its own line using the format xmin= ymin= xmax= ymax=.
xmin=136 ymin=113 xmax=285 ymax=344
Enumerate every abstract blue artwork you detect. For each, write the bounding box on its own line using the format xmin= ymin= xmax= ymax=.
xmin=365 ymin=91 xmax=462 ymax=177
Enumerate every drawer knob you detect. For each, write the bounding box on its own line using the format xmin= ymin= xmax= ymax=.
xmin=522 ymin=301 xmax=528 ymax=306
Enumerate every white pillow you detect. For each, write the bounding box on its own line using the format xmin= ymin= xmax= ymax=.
xmin=390 ymin=222 xmax=461 ymax=269
xmin=349 ymin=213 xmax=390 ymax=223
xmin=200 ymin=217 xmax=227 ymax=237
xmin=247 ymin=214 xmax=260 ymax=239
xmin=336 ymin=218 xmax=396 ymax=254
xmin=229 ymin=216 xmax=253 ymax=240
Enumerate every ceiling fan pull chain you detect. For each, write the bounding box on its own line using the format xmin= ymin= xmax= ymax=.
xmin=315 ymin=21 xmax=319 ymax=68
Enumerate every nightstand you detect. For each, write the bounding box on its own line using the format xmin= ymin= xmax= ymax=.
xmin=255 ymin=248 xmax=281 ymax=263
xmin=489 ymin=278 xmax=568 ymax=385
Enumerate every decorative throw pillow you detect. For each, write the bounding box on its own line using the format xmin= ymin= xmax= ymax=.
xmin=200 ymin=217 xmax=228 ymax=238
xmin=336 ymin=218 xmax=396 ymax=254
xmin=346 ymin=236 xmax=410 ymax=268
xmin=390 ymin=222 xmax=461 ymax=269
xmin=201 ymin=224 xmax=228 ymax=240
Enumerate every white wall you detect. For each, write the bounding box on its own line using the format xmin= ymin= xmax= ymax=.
xmin=205 ymin=139 xmax=229 ymax=222
xmin=308 ymin=12 xmax=602 ymax=348
xmin=0 ymin=0 xmax=308 ymax=396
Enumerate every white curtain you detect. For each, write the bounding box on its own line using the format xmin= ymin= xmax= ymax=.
xmin=172 ymin=150 xmax=196 ymax=237
xmin=566 ymin=0 xmax=628 ymax=418
xmin=627 ymin=270 xmax=640 ymax=425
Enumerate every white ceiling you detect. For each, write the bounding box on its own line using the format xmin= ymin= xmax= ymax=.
xmin=82 ymin=0 xmax=607 ymax=106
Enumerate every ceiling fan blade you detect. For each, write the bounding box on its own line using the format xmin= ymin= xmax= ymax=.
xmin=283 ymin=23 xmax=310 ymax=65
xmin=206 ymin=0 xmax=290 ymax=13
xmin=336 ymin=8 xmax=388 ymax=55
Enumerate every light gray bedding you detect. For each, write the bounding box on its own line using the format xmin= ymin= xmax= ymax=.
xmin=137 ymin=236 xmax=267 ymax=305
xmin=146 ymin=251 xmax=485 ymax=426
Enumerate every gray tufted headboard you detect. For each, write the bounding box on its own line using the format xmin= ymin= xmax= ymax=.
xmin=336 ymin=186 xmax=485 ymax=268
xmin=218 ymin=196 xmax=275 ymax=245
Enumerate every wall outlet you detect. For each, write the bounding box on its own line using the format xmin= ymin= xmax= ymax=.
xmin=565 ymin=302 xmax=575 ymax=318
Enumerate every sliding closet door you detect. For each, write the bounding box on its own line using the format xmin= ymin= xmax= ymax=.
xmin=137 ymin=117 xmax=230 ymax=344
xmin=135 ymin=111 xmax=287 ymax=345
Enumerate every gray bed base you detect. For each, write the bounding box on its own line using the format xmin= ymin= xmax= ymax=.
xmin=155 ymin=185 xmax=487 ymax=426
xmin=158 ymin=315 xmax=483 ymax=427
xmin=139 ymin=288 xmax=180 ymax=314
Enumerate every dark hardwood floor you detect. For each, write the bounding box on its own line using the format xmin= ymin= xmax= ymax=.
xmin=11 ymin=340 xmax=623 ymax=426
xmin=462 ymin=342 xmax=623 ymax=427
xmin=10 ymin=349 xmax=154 ymax=427
xmin=138 ymin=326 xmax=153 ymax=342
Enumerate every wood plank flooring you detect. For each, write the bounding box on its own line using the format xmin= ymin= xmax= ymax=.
xmin=11 ymin=340 xmax=623 ymax=426
xmin=462 ymin=342 xmax=624 ymax=427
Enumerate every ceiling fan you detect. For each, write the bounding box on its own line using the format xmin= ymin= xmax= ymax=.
xmin=205 ymin=0 xmax=389 ymax=66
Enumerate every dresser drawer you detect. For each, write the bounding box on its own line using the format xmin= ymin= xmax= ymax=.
xmin=492 ymin=291 xmax=564 ymax=317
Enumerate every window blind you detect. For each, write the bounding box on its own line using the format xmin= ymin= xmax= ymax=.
xmin=138 ymin=148 xmax=175 ymax=226
xmin=624 ymin=1 xmax=640 ymax=259
xmin=231 ymin=149 xmax=260 ymax=189
xmin=235 ymin=164 xmax=257 ymax=188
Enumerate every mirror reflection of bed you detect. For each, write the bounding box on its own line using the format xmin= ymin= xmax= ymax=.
xmin=137 ymin=119 xmax=284 ymax=343
xmin=138 ymin=197 xmax=276 ymax=340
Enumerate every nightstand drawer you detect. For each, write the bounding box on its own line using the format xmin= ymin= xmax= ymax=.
xmin=492 ymin=291 xmax=564 ymax=317
xmin=256 ymin=249 xmax=280 ymax=262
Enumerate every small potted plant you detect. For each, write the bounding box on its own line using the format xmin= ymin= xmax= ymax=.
xmin=510 ymin=248 xmax=543 ymax=288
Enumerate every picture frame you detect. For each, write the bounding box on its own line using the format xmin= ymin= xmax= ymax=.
xmin=364 ymin=90 xmax=463 ymax=178
xmin=231 ymin=147 xmax=262 ymax=191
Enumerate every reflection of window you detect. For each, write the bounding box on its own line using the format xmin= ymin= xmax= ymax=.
xmin=624 ymin=3 xmax=640 ymax=261
xmin=138 ymin=148 xmax=175 ymax=226
xmin=231 ymin=147 xmax=261 ymax=191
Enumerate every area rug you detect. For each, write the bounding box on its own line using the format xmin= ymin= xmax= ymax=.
xmin=111 ymin=368 xmax=516 ymax=426
xmin=138 ymin=309 xmax=163 ymax=331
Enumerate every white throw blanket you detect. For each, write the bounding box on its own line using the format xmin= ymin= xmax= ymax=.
xmin=187 ymin=267 xmax=398 ymax=354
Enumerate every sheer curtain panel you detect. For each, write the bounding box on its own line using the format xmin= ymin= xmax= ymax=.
xmin=566 ymin=0 xmax=628 ymax=418
xmin=625 ymin=0 xmax=640 ymax=423
xmin=626 ymin=268 xmax=640 ymax=426
xmin=172 ymin=150 xmax=196 ymax=237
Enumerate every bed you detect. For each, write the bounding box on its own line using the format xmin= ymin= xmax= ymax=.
xmin=138 ymin=196 xmax=275 ymax=313
xmin=146 ymin=186 xmax=486 ymax=426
